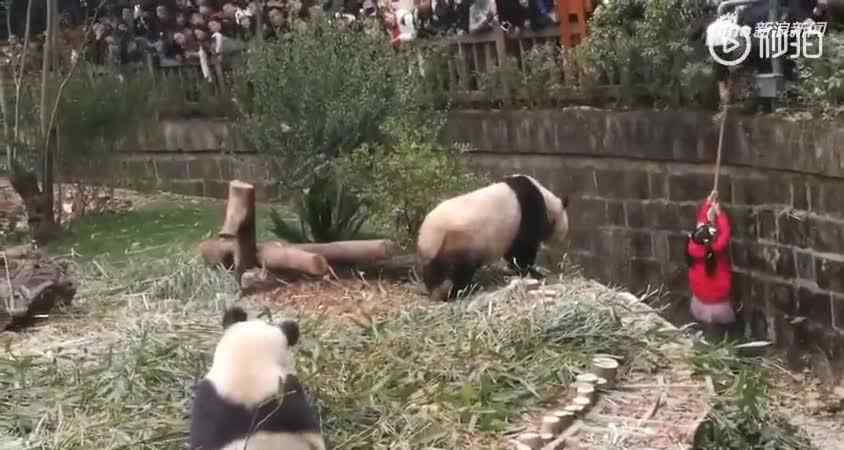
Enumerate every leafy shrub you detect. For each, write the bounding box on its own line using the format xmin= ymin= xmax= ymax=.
xmin=478 ymin=42 xmax=565 ymax=107
xmin=268 ymin=173 xmax=371 ymax=243
xmin=336 ymin=129 xmax=488 ymax=248
xmin=58 ymin=69 xmax=156 ymax=157
xmin=791 ymin=30 xmax=844 ymax=117
xmin=571 ymin=0 xmax=718 ymax=109
xmin=237 ymin=17 xmax=479 ymax=247
xmin=235 ymin=16 xmax=418 ymax=190
xmin=690 ymin=341 xmax=815 ymax=450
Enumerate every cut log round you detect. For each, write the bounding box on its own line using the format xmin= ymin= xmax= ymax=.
xmin=564 ymin=404 xmax=584 ymax=415
xmin=517 ymin=432 xmax=543 ymax=450
xmin=575 ymin=373 xmax=598 ymax=384
xmin=550 ymin=410 xmax=575 ymax=431
xmin=540 ymin=415 xmax=562 ymax=435
xmin=594 ymin=377 xmax=608 ymax=390
xmin=576 ymin=384 xmax=595 ymax=401
xmin=591 ymin=357 xmax=619 ymax=384
xmin=572 ymin=395 xmax=592 ymax=411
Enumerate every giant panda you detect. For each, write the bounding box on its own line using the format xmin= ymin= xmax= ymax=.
xmin=416 ymin=173 xmax=570 ymax=301
xmin=189 ymin=306 xmax=327 ymax=450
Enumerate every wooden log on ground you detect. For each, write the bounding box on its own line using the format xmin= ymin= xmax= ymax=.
xmin=198 ymin=238 xmax=235 ymax=270
xmin=293 ymin=240 xmax=399 ymax=265
xmin=1 ymin=254 xmax=77 ymax=331
xmin=258 ymin=242 xmax=329 ymax=277
xmin=198 ymin=238 xmax=402 ymax=271
xmin=218 ymin=180 xmax=258 ymax=281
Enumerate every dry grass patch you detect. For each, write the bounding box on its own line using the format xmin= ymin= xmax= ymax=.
xmin=1 ymin=251 xmax=666 ymax=450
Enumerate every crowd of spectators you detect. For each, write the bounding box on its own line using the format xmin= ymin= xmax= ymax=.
xmin=1 ymin=0 xmax=560 ymax=70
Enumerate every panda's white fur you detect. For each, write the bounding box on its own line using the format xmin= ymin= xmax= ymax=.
xmin=416 ymin=174 xmax=569 ymax=301
xmin=189 ymin=307 xmax=326 ymax=450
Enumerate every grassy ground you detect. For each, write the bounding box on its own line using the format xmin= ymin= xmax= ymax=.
xmin=48 ymin=198 xmax=282 ymax=262
xmin=0 ymin=198 xmax=665 ymax=450
xmin=0 ymin=196 xmax=831 ymax=450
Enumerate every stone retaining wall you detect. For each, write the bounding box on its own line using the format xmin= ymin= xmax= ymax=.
xmin=447 ymin=109 xmax=844 ymax=374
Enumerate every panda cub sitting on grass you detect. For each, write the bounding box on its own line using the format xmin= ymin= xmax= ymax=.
xmin=189 ymin=307 xmax=326 ymax=450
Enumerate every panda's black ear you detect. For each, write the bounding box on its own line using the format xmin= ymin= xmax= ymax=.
xmin=280 ymin=320 xmax=300 ymax=347
xmin=562 ymin=195 xmax=569 ymax=209
xmin=222 ymin=307 xmax=248 ymax=329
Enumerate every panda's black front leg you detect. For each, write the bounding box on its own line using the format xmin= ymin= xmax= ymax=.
xmin=451 ymin=263 xmax=480 ymax=299
xmin=527 ymin=266 xmax=545 ymax=280
xmin=505 ymin=253 xmax=543 ymax=279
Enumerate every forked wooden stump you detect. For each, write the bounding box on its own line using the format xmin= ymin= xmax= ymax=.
xmin=218 ymin=180 xmax=259 ymax=282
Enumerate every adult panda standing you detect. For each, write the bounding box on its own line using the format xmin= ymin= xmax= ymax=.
xmin=416 ymin=174 xmax=570 ymax=301
xmin=189 ymin=307 xmax=327 ymax=450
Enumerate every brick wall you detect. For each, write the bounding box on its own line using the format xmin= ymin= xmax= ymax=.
xmin=446 ymin=109 xmax=844 ymax=374
xmin=72 ymin=110 xmax=844 ymax=373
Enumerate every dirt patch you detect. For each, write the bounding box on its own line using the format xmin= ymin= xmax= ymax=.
xmin=768 ymin=368 xmax=844 ymax=450
xmin=249 ymin=277 xmax=425 ymax=324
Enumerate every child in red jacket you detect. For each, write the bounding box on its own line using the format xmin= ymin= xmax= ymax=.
xmin=686 ymin=194 xmax=735 ymax=326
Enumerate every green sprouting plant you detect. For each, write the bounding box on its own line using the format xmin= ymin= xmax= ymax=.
xmin=521 ymin=42 xmax=564 ymax=107
xmin=236 ymin=17 xmax=411 ymax=190
xmin=689 ymin=340 xmax=817 ymax=450
xmin=268 ymin=174 xmax=370 ymax=243
xmin=335 ymin=131 xmax=489 ymax=249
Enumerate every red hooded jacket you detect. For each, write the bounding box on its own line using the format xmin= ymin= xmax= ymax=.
xmin=686 ymin=199 xmax=732 ymax=304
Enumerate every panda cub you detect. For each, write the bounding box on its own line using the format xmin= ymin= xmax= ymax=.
xmin=189 ymin=307 xmax=326 ymax=450
xmin=416 ymin=173 xmax=570 ymax=301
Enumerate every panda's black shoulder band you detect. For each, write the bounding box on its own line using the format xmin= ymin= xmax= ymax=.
xmin=502 ymin=174 xmax=549 ymax=273
xmin=222 ymin=306 xmax=248 ymax=329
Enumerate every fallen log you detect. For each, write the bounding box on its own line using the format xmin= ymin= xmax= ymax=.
xmin=197 ymin=238 xmax=235 ymax=270
xmin=258 ymin=242 xmax=329 ymax=277
xmin=198 ymin=238 xmax=401 ymax=270
xmin=293 ymin=240 xmax=399 ymax=265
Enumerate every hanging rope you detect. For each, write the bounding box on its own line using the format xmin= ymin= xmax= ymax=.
xmin=709 ymin=100 xmax=729 ymax=204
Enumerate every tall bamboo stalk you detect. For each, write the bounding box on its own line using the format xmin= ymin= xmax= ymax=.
xmin=13 ymin=0 xmax=34 ymax=144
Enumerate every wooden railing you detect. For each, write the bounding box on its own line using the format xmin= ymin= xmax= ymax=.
xmin=2 ymin=25 xmax=615 ymax=116
xmin=130 ymin=27 xmax=577 ymax=111
xmin=441 ymin=27 xmax=562 ymax=101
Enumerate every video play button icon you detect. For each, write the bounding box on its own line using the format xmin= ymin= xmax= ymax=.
xmin=706 ymin=18 xmax=752 ymax=67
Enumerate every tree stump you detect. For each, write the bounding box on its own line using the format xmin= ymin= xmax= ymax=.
xmin=1 ymin=248 xmax=77 ymax=330
xmin=218 ymin=180 xmax=258 ymax=283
